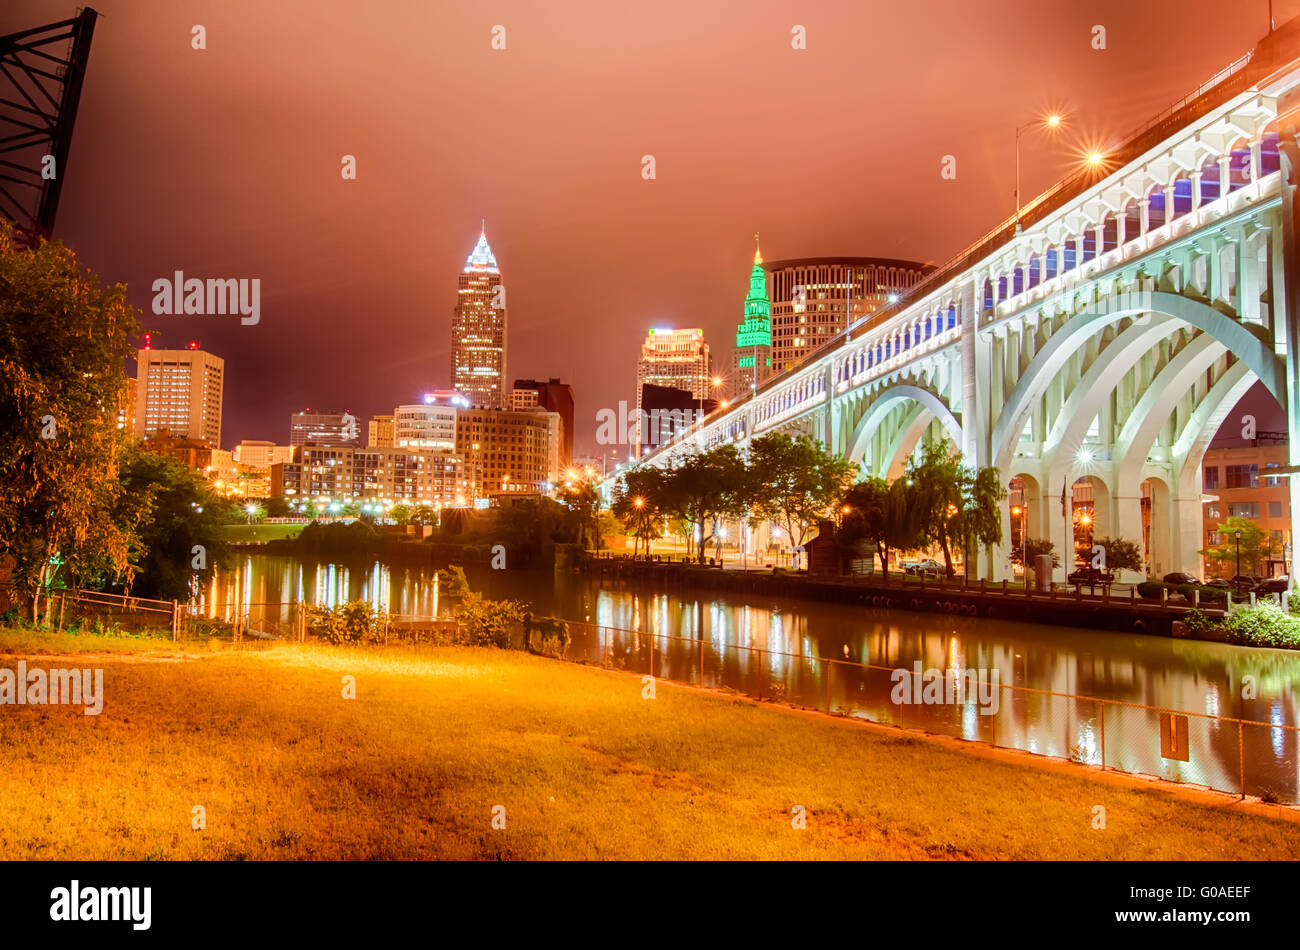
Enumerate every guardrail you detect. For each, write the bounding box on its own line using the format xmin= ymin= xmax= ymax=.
xmin=557 ymin=618 xmax=1300 ymax=804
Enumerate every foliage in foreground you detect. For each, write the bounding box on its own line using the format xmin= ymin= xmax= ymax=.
xmin=1223 ymin=601 xmax=1300 ymax=649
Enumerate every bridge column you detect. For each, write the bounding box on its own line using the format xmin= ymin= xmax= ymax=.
xmin=1112 ymin=487 xmax=1145 ymax=575
xmin=1277 ymin=97 xmax=1300 ymax=582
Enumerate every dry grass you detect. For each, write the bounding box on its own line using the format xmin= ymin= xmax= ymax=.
xmin=1 ymin=628 xmax=1298 ymax=860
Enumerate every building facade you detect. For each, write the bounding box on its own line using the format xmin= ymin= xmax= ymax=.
xmin=271 ymin=446 xmax=472 ymax=508
xmin=511 ymin=377 xmax=575 ymax=467
xmin=451 ymin=225 xmax=507 ymax=409
xmin=454 ymin=407 xmax=560 ymax=495
xmin=1202 ymin=436 xmax=1292 ymax=577
xmin=368 ymin=414 xmax=394 ymax=448
xmin=132 ymin=344 xmax=224 ymax=445
xmin=634 ymin=328 xmax=711 ymax=455
xmin=765 ymin=257 xmax=932 ymax=373
xmin=289 ymin=409 xmax=362 ymax=447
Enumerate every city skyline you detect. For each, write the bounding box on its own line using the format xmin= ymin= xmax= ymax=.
xmin=13 ymin=0 xmax=1288 ymax=455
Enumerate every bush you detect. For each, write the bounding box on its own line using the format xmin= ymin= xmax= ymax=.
xmin=1175 ymin=584 xmax=1226 ymax=605
xmin=1136 ymin=581 xmax=1166 ymax=600
xmin=1181 ymin=607 xmax=1222 ymax=638
xmin=305 ymin=601 xmax=386 ymax=645
xmin=455 ymin=593 xmax=528 ymax=648
xmin=436 ymin=564 xmax=470 ymax=597
xmin=1224 ymin=601 xmax=1300 ymax=649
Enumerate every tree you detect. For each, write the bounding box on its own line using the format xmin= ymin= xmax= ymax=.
xmin=747 ymin=434 xmax=855 ymax=551
xmin=612 ymin=466 xmax=668 ymax=557
xmin=112 ymin=445 xmax=233 ymax=600
xmin=658 ymin=444 xmax=750 ymax=562
xmin=951 ymin=463 xmax=1007 ymax=577
xmin=557 ymin=474 xmax=602 ymax=552
xmin=1092 ymin=536 xmax=1143 ymax=573
xmin=0 ymin=223 xmax=141 ymax=615
xmin=1014 ymin=537 xmax=1060 ymax=568
xmin=1201 ymin=517 xmax=1269 ymax=577
xmin=838 ymin=477 xmax=924 ymax=577
xmin=904 ymin=440 xmax=966 ymax=576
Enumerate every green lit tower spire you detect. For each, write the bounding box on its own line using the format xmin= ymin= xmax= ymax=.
xmin=732 ymin=233 xmax=772 ymax=394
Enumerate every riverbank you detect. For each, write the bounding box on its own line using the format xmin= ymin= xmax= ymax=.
xmin=589 ymin=558 xmax=1233 ymax=639
xmin=0 ymin=628 xmax=1296 ymax=859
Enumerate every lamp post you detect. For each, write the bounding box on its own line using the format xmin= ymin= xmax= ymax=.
xmin=1015 ymin=114 xmax=1063 ymax=233
xmin=1235 ymin=528 xmax=1243 ymax=582
xmin=1011 ymin=505 xmax=1026 ymax=578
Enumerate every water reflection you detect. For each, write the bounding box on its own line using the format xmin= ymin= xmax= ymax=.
xmin=206 ymin=554 xmax=1300 ymax=801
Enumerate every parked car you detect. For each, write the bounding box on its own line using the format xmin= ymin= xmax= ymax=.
xmin=1255 ymin=576 xmax=1290 ymax=594
xmin=1204 ymin=578 xmax=1231 ymax=590
xmin=1068 ymin=567 xmax=1115 ymax=585
xmin=901 ymin=558 xmax=943 ymax=575
xmin=1163 ymin=572 xmax=1200 ymax=585
xmin=1231 ymin=575 xmax=1260 ymax=592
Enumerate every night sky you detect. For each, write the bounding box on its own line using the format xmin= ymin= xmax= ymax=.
xmin=8 ymin=0 xmax=1291 ymax=454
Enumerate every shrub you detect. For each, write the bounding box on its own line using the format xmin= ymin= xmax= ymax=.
xmin=455 ymin=593 xmax=528 ymax=648
xmin=1224 ymin=601 xmax=1300 ymax=649
xmin=1136 ymin=581 xmax=1166 ymax=600
xmin=1181 ymin=607 xmax=1221 ymax=639
xmin=1175 ymin=584 xmax=1226 ymax=605
xmin=436 ymin=564 xmax=470 ymax=597
xmin=305 ymin=601 xmax=386 ymax=645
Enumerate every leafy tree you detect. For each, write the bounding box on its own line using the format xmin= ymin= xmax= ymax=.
xmin=951 ymin=463 xmax=1007 ymax=577
xmin=455 ymin=593 xmax=528 ymax=648
xmin=112 ymin=445 xmax=233 ymax=600
xmin=747 ymin=434 xmax=855 ymax=550
xmin=1092 ymin=536 xmax=1143 ymax=572
xmin=390 ymin=504 xmax=412 ymax=526
xmin=658 ymin=444 xmax=750 ymax=562
xmin=838 ymin=477 xmax=924 ymax=577
xmin=1201 ymin=517 xmax=1269 ymax=577
xmin=612 ymin=466 xmax=669 ymax=557
xmin=0 ymin=223 xmax=141 ymax=615
xmin=1018 ymin=537 xmax=1060 ymax=568
xmin=557 ymin=474 xmax=602 ymax=552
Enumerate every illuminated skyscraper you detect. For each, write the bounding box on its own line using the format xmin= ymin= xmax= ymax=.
xmin=132 ymin=342 xmax=224 ymax=446
xmin=634 ymin=327 xmax=711 ymax=455
xmin=730 ymin=239 xmax=773 ymax=397
xmin=451 ymin=223 xmax=507 ymax=409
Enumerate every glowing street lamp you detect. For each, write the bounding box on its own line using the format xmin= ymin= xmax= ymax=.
xmin=1015 ymin=112 xmax=1066 ymax=232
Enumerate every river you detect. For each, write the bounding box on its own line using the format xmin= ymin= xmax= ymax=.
xmin=202 ymin=553 xmax=1300 ymax=802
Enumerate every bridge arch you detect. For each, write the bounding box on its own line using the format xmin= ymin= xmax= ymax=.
xmin=846 ymin=383 xmax=962 ymax=479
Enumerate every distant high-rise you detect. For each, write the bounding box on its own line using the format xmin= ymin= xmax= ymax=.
xmin=766 ymin=257 xmax=932 ymax=372
xmin=634 ymin=328 xmax=710 ymax=455
xmin=289 ymin=409 xmax=361 ymax=447
xmin=133 ymin=343 xmax=224 ymax=446
xmin=511 ymin=378 xmax=575 ymax=467
xmin=451 ymin=223 xmax=507 ymax=409
xmin=730 ymin=241 xmax=773 ymax=398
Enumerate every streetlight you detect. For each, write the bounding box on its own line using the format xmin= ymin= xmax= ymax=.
xmin=1015 ymin=113 xmax=1065 ymax=232
xmin=1235 ymin=529 xmax=1243 ymax=582
xmin=1011 ymin=505 xmax=1026 ymax=576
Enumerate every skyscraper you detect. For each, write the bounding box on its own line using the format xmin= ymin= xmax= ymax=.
xmin=634 ymin=328 xmax=711 ymax=455
xmin=766 ymin=257 xmax=932 ymax=373
xmin=132 ymin=342 xmax=224 ymax=446
xmin=451 ymin=223 xmax=507 ymax=409
xmin=730 ymin=240 xmax=773 ymax=398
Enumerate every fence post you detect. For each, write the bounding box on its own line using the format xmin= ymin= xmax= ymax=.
xmin=171 ymin=600 xmax=179 ymax=642
xmin=1098 ymin=700 xmax=1105 ymax=770
xmin=825 ymin=659 xmax=834 ymax=714
xmin=57 ymin=593 xmax=66 ymax=631
xmin=1239 ymin=721 xmax=1246 ymax=799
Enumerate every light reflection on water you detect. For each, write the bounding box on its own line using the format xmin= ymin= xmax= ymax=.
xmin=205 ymin=554 xmax=1300 ymax=802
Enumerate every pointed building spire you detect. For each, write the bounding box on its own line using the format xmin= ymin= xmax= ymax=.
xmin=754 ymin=231 xmax=762 ymax=264
xmin=464 ymin=222 xmax=499 ymax=273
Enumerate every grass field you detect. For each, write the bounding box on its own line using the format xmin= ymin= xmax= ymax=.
xmin=1 ymin=628 xmax=1297 ymax=860
xmin=221 ymin=523 xmax=302 ymax=543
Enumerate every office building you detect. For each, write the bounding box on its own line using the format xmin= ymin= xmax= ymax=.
xmin=451 ymin=224 xmax=507 ymax=409
xmin=766 ymin=257 xmax=932 ymax=372
xmin=289 ymin=409 xmax=362 ymax=447
xmin=635 ymin=328 xmax=711 ymax=455
xmin=511 ymin=377 xmax=575 ymax=467
xmin=132 ymin=343 xmax=224 ymax=446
